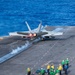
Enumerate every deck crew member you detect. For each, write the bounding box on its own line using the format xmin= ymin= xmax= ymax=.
xmin=27 ymin=68 xmax=31 ymax=75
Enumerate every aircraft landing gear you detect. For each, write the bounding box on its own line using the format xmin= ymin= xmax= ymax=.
xmin=50 ymin=36 xmax=55 ymax=39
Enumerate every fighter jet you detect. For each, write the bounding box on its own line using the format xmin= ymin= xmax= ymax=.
xmin=9 ymin=21 xmax=63 ymax=40
xmin=9 ymin=21 xmax=46 ymax=39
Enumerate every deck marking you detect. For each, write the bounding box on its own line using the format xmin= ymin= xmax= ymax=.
xmin=33 ymin=41 xmax=58 ymax=69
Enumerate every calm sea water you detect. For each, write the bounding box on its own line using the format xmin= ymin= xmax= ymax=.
xmin=0 ymin=0 xmax=75 ymax=36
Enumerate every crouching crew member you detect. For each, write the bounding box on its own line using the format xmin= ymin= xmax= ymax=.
xmin=55 ymin=67 xmax=60 ymax=75
xmin=40 ymin=68 xmax=45 ymax=75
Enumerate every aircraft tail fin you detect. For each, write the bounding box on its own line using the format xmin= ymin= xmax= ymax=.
xmin=37 ymin=21 xmax=42 ymax=32
xmin=25 ymin=21 xmax=32 ymax=33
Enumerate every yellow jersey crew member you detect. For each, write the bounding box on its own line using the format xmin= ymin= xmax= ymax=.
xmin=51 ymin=64 xmax=55 ymax=70
xmin=58 ymin=64 xmax=63 ymax=75
xmin=50 ymin=64 xmax=55 ymax=74
xmin=27 ymin=68 xmax=31 ymax=75
xmin=47 ymin=64 xmax=50 ymax=75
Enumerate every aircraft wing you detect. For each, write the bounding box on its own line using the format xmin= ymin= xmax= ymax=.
xmin=52 ymin=28 xmax=64 ymax=32
xmin=51 ymin=32 xmax=63 ymax=36
xmin=17 ymin=32 xmax=30 ymax=35
xmin=51 ymin=27 xmax=63 ymax=36
xmin=9 ymin=32 xmax=28 ymax=36
xmin=42 ymin=32 xmax=63 ymax=36
xmin=9 ymin=31 xmax=37 ymax=38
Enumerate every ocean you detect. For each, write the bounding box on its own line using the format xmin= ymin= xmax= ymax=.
xmin=0 ymin=0 xmax=75 ymax=36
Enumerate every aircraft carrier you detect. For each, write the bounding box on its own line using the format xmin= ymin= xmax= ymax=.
xmin=0 ymin=26 xmax=75 ymax=75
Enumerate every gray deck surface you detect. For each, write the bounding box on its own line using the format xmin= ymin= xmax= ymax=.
xmin=0 ymin=36 xmax=28 ymax=57
xmin=0 ymin=26 xmax=75 ymax=75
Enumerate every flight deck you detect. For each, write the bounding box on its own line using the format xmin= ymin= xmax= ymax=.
xmin=0 ymin=26 xmax=75 ymax=75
